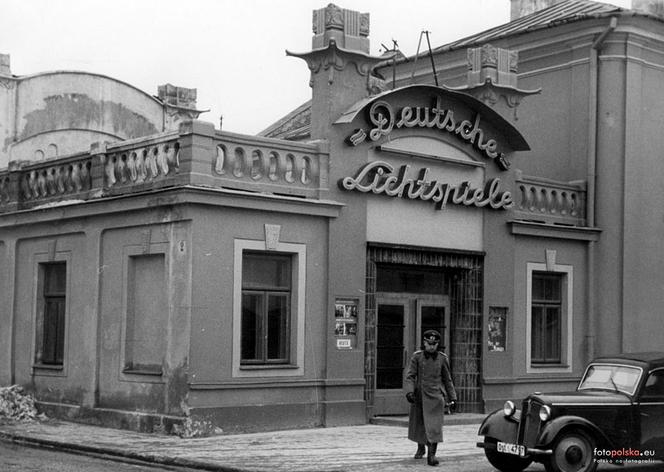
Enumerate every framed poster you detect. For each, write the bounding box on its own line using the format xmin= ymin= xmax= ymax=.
xmin=488 ymin=307 xmax=507 ymax=352
xmin=334 ymin=298 xmax=358 ymax=350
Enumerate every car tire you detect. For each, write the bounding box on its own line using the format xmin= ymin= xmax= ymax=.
xmin=484 ymin=445 xmax=533 ymax=472
xmin=546 ymin=429 xmax=597 ymax=472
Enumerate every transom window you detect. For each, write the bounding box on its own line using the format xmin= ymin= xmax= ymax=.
xmin=531 ymin=272 xmax=562 ymax=364
xmin=241 ymin=252 xmax=292 ymax=364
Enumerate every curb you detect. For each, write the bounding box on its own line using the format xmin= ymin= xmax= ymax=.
xmin=370 ymin=416 xmax=483 ymax=427
xmin=0 ymin=431 xmax=237 ymax=472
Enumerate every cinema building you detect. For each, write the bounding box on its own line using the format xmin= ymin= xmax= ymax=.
xmin=1 ymin=0 xmax=663 ymax=432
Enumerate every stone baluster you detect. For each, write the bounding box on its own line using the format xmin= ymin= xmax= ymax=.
xmin=156 ymin=145 xmax=169 ymax=176
xmin=127 ymin=152 xmax=138 ymax=182
xmin=135 ymin=149 xmax=147 ymax=183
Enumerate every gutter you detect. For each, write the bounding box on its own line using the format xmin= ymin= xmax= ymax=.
xmin=586 ymin=16 xmax=618 ymax=363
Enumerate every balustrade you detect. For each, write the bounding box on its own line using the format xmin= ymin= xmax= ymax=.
xmin=104 ymin=141 xmax=180 ymax=189
xmin=513 ymin=175 xmax=586 ymax=226
xmin=0 ymin=123 xmax=329 ymax=213
xmin=0 ymin=174 xmax=8 ymax=206
xmin=20 ymin=158 xmax=93 ymax=201
xmin=212 ymin=132 xmax=324 ymax=197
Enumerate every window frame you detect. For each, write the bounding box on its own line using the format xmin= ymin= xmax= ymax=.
xmin=641 ymin=368 xmax=664 ymax=401
xmin=530 ymin=272 xmax=562 ymax=364
xmin=526 ymin=262 xmax=573 ymax=374
xmin=233 ymin=239 xmax=306 ymax=378
xmin=241 ymin=252 xmax=292 ymax=365
xmin=40 ymin=263 xmax=67 ymax=366
xmin=32 ymin=254 xmax=71 ymax=375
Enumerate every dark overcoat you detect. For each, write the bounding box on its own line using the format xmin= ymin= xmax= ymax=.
xmin=404 ymin=350 xmax=457 ymax=443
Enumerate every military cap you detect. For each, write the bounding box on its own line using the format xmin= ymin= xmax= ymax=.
xmin=422 ymin=330 xmax=441 ymax=343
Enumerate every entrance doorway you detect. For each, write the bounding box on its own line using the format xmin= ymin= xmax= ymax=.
xmin=365 ymin=247 xmax=485 ymax=415
xmin=374 ymin=293 xmax=450 ymax=415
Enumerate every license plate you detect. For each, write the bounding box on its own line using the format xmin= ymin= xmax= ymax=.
xmin=497 ymin=441 xmax=526 ymax=457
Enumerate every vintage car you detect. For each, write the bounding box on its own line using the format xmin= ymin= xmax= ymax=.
xmin=477 ymin=352 xmax=664 ymax=472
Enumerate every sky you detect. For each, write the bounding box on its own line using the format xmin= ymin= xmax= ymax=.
xmin=1 ymin=0 xmax=633 ymax=135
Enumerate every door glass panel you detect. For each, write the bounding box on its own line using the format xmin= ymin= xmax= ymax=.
xmin=377 ymin=304 xmax=404 ymax=389
xmin=421 ymin=305 xmax=445 ymax=349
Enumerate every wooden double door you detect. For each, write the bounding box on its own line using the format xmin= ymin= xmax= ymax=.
xmin=374 ymin=293 xmax=450 ymax=415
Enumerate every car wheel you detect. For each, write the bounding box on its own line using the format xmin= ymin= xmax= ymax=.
xmin=548 ymin=429 xmax=597 ymax=472
xmin=484 ymin=446 xmax=533 ymax=472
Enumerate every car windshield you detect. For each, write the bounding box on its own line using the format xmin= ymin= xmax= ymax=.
xmin=578 ymin=363 xmax=642 ymax=395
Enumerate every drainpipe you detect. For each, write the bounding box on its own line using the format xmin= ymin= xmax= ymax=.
xmin=586 ymin=16 xmax=617 ymax=363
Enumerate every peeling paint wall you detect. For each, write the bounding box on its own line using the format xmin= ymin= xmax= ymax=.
xmin=98 ymin=220 xmax=192 ymax=415
xmin=1 ymin=72 xmax=166 ymax=167
xmin=0 ymin=76 xmax=17 ymax=168
xmin=6 ymin=207 xmax=193 ymax=417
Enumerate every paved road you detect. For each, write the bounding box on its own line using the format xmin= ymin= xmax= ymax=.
xmin=349 ymin=456 xmax=663 ymax=472
xmin=2 ymin=439 xmax=663 ymax=472
xmin=0 ymin=441 xmax=187 ymax=472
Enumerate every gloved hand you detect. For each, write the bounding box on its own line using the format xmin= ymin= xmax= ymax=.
xmin=449 ymin=401 xmax=457 ymax=413
xmin=406 ymin=392 xmax=415 ymax=404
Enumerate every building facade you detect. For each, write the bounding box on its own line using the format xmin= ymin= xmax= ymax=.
xmin=1 ymin=0 xmax=663 ymax=433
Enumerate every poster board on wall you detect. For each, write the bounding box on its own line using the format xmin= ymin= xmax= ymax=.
xmin=334 ymin=298 xmax=358 ymax=349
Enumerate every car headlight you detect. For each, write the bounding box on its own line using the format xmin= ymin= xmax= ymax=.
xmin=503 ymin=400 xmax=516 ymax=417
xmin=539 ymin=405 xmax=552 ymax=422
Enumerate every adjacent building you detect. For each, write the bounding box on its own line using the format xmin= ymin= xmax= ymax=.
xmin=0 ymin=0 xmax=663 ymax=433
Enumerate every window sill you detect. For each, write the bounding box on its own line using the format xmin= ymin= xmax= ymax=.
xmin=240 ymin=364 xmax=299 ymax=371
xmin=33 ymin=364 xmax=64 ymax=371
xmin=122 ymin=368 xmax=163 ymax=376
xmin=32 ymin=364 xmax=66 ymax=377
xmin=527 ymin=363 xmax=573 ymax=374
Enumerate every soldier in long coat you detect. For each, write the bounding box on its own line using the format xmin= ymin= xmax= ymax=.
xmin=405 ymin=329 xmax=457 ymax=466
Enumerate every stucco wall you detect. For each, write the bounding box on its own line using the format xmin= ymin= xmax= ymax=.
xmin=98 ymin=220 xmax=191 ymax=414
xmin=3 ymin=199 xmax=193 ymax=416
xmin=185 ymin=205 xmax=332 ymax=430
xmin=1 ymin=72 xmax=166 ymax=167
xmin=12 ymin=232 xmax=97 ymax=405
xmin=620 ymin=30 xmax=664 ymax=352
xmin=0 ymin=240 xmax=9 ymax=385
xmin=483 ymin=232 xmax=589 ymax=409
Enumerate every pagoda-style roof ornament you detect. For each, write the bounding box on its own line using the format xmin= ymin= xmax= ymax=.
xmin=450 ymin=44 xmax=540 ymax=120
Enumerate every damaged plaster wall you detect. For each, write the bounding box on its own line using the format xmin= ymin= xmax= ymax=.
xmin=1 ymin=71 xmax=166 ymax=167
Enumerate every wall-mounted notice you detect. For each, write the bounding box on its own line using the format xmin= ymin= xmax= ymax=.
xmin=334 ymin=298 xmax=358 ymax=350
xmin=488 ymin=306 xmax=507 ymax=352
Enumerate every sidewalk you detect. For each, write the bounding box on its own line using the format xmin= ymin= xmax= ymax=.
xmin=0 ymin=414 xmax=485 ymax=472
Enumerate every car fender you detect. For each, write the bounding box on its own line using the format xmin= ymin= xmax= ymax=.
xmin=478 ymin=408 xmax=520 ymax=441
xmin=537 ymin=416 xmax=614 ymax=448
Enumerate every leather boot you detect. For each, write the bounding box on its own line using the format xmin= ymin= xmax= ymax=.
xmin=427 ymin=442 xmax=439 ymax=466
xmin=414 ymin=443 xmax=426 ymax=459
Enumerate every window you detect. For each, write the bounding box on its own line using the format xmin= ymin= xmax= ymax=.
xmin=643 ymin=370 xmax=664 ymax=400
xmin=531 ymin=272 xmax=562 ymax=364
xmin=241 ymin=252 xmax=291 ymax=364
xmin=36 ymin=262 xmax=67 ymax=366
xmin=526 ymin=261 xmax=573 ymax=373
xmin=233 ymin=239 xmax=306 ymax=377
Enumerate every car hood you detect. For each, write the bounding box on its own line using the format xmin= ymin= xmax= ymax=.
xmin=527 ymin=389 xmax=632 ymax=405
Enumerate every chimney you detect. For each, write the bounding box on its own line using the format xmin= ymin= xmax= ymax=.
xmin=632 ymin=0 xmax=664 ymax=17
xmin=510 ymin=0 xmax=566 ymax=20
xmin=0 ymin=54 xmax=11 ymax=76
